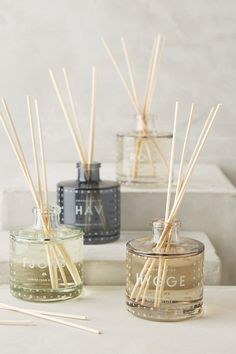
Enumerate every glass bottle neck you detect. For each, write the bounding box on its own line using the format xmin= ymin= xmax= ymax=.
xmin=33 ymin=206 xmax=61 ymax=230
xmin=152 ymin=219 xmax=180 ymax=244
xmin=135 ymin=114 xmax=156 ymax=133
xmin=77 ymin=162 xmax=101 ymax=184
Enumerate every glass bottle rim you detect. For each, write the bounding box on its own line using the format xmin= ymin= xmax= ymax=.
xmin=116 ymin=130 xmax=173 ymax=138
xmin=32 ymin=205 xmax=61 ymax=216
xmin=152 ymin=218 xmax=181 ymax=230
xmin=76 ymin=162 xmax=101 ymax=169
xmin=126 ymin=236 xmax=205 ymax=257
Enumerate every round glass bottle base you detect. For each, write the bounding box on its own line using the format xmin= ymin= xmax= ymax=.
xmin=10 ymin=282 xmax=82 ymax=302
xmin=83 ymin=233 xmax=120 ymax=245
xmin=126 ymin=229 xmax=204 ymax=322
xmin=126 ymin=297 xmax=203 ymax=322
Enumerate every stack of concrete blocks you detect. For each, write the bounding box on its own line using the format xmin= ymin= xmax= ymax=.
xmin=1 ymin=163 xmax=233 ymax=285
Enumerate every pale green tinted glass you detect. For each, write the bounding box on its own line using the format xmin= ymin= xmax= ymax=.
xmin=10 ymin=206 xmax=83 ymax=302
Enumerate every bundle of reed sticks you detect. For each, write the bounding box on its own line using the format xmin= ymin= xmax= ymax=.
xmin=102 ymin=35 xmax=167 ymax=179
xmin=130 ymin=101 xmax=222 ymax=307
xmin=0 ymin=97 xmax=82 ymax=290
xmin=49 ymin=67 xmax=96 ymax=171
xmin=49 ymin=67 xmax=109 ymax=230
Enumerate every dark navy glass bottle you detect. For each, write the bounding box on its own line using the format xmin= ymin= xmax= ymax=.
xmin=57 ymin=162 xmax=120 ymax=244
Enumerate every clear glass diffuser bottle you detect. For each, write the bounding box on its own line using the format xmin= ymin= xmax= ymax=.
xmin=10 ymin=205 xmax=83 ymax=302
xmin=126 ymin=219 xmax=204 ymax=321
xmin=57 ymin=162 xmax=120 ymax=244
xmin=116 ymin=115 xmax=172 ymax=187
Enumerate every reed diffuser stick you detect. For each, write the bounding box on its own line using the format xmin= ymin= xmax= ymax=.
xmin=102 ymin=35 xmax=167 ymax=182
xmin=130 ymin=103 xmax=222 ymax=306
xmin=155 ymin=105 xmax=221 ymax=250
xmin=143 ymin=38 xmax=157 ymax=115
xmin=145 ymin=37 xmax=165 ymax=119
xmin=165 ymin=101 xmax=178 ymax=221
xmin=0 ymin=305 xmax=87 ymax=320
xmin=27 ymin=96 xmax=43 ymax=208
xmin=88 ymin=66 xmax=96 ymax=166
xmin=0 ymin=303 xmax=101 ymax=334
xmin=0 ymin=320 xmax=33 ymax=326
xmin=143 ymin=35 xmax=161 ymax=120
xmin=121 ymin=37 xmax=141 ymax=112
xmin=50 ymin=67 xmax=110 ymax=235
xmin=49 ymin=69 xmax=87 ymax=164
xmin=62 ymin=67 xmax=87 ymax=162
xmin=152 ymin=101 xmax=178 ymax=307
xmin=0 ymin=98 xmax=82 ymax=290
xmin=35 ymin=99 xmax=49 ymax=212
xmin=153 ymin=104 xmax=221 ymax=307
xmin=0 ymin=112 xmax=40 ymax=208
xmin=175 ymin=103 xmax=195 ymax=200
xmin=101 ymin=37 xmax=140 ymax=113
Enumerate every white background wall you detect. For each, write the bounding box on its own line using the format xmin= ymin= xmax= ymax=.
xmin=0 ymin=0 xmax=235 ymax=185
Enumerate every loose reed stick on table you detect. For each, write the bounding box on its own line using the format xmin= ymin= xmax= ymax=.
xmin=0 ymin=320 xmax=34 ymax=326
xmin=0 ymin=303 xmax=101 ymax=334
xmin=0 ymin=306 xmax=87 ymax=320
xmin=130 ymin=103 xmax=222 ymax=306
xmin=27 ymin=310 xmax=87 ymax=320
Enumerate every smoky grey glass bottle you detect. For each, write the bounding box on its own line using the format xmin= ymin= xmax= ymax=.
xmin=57 ymin=162 xmax=120 ymax=244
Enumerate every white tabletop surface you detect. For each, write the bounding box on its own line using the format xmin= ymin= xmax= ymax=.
xmin=0 ymin=285 xmax=235 ymax=354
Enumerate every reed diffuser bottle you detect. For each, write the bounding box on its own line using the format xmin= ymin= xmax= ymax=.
xmin=10 ymin=206 xmax=83 ymax=302
xmin=58 ymin=162 xmax=120 ymax=244
xmin=50 ymin=67 xmax=120 ymax=244
xmin=102 ymin=35 xmax=172 ymax=187
xmin=117 ymin=114 xmax=172 ymax=186
xmin=0 ymin=97 xmax=83 ymax=302
xmin=126 ymin=102 xmax=222 ymax=321
xmin=126 ymin=219 xmax=204 ymax=321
